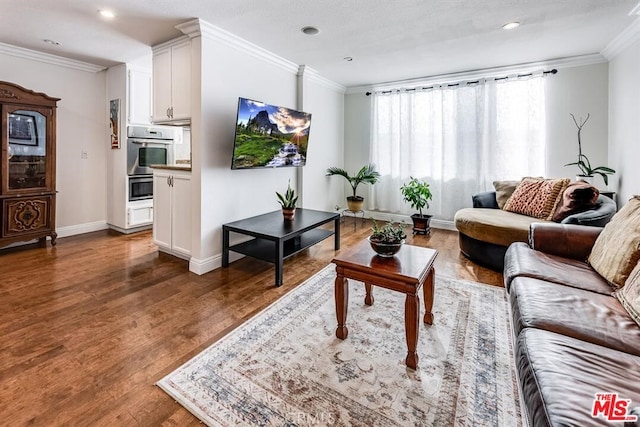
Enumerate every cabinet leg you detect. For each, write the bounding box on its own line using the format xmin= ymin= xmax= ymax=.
xmin=335 ymin=274 xmax=349 ymax=339
xmin=50 ymin=231 xmax=57 ymax=246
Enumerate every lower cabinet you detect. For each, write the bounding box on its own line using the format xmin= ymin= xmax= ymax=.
xmin=1 ymin=194 xmax=56 ymax=246
xmin=153 ymin=169 xmax=191 ymax=258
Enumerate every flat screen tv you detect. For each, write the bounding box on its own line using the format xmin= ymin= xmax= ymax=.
xmin=231 ymin=97 xmax=312 ymax=169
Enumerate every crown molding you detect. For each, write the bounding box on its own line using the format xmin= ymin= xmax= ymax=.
xmin=298 ymin=65 xmax=346 ymax=93
xmin=602 ymin=17 xmax=640 ymax=60
xmin=0 ymin=42 xmax=105 ymax=73
xmin=176 ymin=18 xmax=299 ymax=75
xmin=346 ymin=53 xmax=607 ymax=94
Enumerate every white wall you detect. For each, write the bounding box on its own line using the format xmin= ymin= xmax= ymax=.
xmin=343 ymin=62 xmax=611 ymax=217
xmin=609 ymin=38 xmax=640 ymax=206
xmin=0 ymin=53 xmax=107 ymax=236
xmin=188 ymin=28 xmax=345 ymax=272
xmin=299 ymin=73 xmax=345 ymax=211
xmin=545 ymin=63 xmax=609 ymax=185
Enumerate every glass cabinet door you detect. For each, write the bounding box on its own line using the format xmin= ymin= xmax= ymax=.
xmin=6 ymin=108 xmax=48 ymax=191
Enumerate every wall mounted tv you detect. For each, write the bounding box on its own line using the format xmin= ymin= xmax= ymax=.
xmin=231 ymin=97 xmax=312 ymax=169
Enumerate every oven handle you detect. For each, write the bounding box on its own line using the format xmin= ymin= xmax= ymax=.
xmin=128 ymin=137 xmax=174 ymax=145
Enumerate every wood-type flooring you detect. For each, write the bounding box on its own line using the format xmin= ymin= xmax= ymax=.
xmin=0 ymin=220 xmax=502 ymax=425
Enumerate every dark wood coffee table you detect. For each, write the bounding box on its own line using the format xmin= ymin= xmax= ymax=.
xmin=331 ymin=239 xmax=438 ymax=370
xmin=222 ymin=209 xmax=340 ymax=286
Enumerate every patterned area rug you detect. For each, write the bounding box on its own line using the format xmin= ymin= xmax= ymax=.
xmin=157 ymin=265 xmax=521 ymax=426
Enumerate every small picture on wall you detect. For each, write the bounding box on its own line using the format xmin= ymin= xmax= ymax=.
xmin=8 ymin=113 xmax=37 ymax=146
xmin=110 ymin=99 xmax=120 ymax=149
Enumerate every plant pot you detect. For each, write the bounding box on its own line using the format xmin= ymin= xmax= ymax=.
xmin=282 ymin=207 xmax=295 ymax=221
xmin=410 ymin=213 xmax=432 ymax=235
xmin=576 ymin=175 xmax=594 ymax=185
xmin=346 ymin=196 xmax=364 ymax=212
xmin=368 ymin=236 xmax=404 ymax=257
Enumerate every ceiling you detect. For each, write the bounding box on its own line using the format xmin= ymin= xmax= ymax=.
xmin=1 ymin=0 xmax=639 ymax=87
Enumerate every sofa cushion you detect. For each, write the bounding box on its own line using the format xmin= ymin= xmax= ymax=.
xmin=510 ymin=276 xmax=640 ymax=356
xmin=552 ymin=181 xmax=599 ymax=223
xmin=589 ymin=196 xmax=640 ymax=288
xmin=493 ymin=180 xmax=520 ymax=209
xmin=516 ymin=328 xmax=640 ymax=427
xmin=504 ymin=242 xmax=613 ymax=294
xmin=503 ymin=177 xmax=570 ymax=220
xmin=454 ymin=208 xmax=545 ymax=247
xmin=615 ymin=262 xmax=640 ymax=328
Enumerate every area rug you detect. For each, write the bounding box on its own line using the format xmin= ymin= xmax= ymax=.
xmin=157 ymin=265 xmax=521 ymax=426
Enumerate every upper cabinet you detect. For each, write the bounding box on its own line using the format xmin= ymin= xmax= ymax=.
xmin=0 ymin=81 xmax=59 ymax=248
xmin=128 ymin=66 xmax=152 ymax=125
xmin=152 ymin=39 xmax=191 ymax=124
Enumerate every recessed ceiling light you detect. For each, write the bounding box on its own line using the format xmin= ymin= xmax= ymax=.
xmin=343 ymin=57 xmax=353 ymax=62
xmin=502 ymin=22 xmax=520 ymax=30
xmin=301 ymin=26 xmax=320 ymax=35
xmin=43 ymin=39 xmax=60 ymax=46
xmin=99 ymin=9 xmax=116 ymax=19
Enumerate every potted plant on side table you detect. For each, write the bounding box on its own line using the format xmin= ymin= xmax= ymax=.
xmin=368 ymin=220 xmax=407 ymax=257
xmin=400 ymin=177 xmax=433 ymax=235
xmin=565 ymin=113 xmax=615 ymax=185
xmin=326 ymin=164 xmax=380 ymax=212
xmin=276 ymin=180 xmax=298 ymax=221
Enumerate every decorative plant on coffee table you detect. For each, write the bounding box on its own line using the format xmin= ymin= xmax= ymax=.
xmin=564 ymin=113 xmax=615 ymax=185
xmin=276 ymin=180 xmax=298 ymax=220
xmin=368 ymin=219 xmax=407 ymax=257
xmin=326 ymin=164 xmax=380 ymax=212
xmin=400 ymin=177 xmax=433 ymax=235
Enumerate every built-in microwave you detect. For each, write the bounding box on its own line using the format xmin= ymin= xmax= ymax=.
xmin=127 ymin=125 xmax=182 ymax=176
xmin=129 ymin=175 xmax=153 ymax=201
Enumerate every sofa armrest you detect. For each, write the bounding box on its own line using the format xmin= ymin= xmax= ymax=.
xmin=472 ymin=191 xmax=499 ymax=209
xmin=529 ymin=223 xmax=603 ymax=261
xmin=561 ymin=195 xmax=617 ymax=227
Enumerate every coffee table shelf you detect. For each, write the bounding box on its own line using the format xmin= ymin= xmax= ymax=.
xmin=229 ymin=229 xmax=334 ymax=263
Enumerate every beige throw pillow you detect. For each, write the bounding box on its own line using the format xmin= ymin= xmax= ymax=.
xmin=493 ymin=180 xmax=520 ymax=209
xmin=588 ymin=196 xmax=640 ymax=288
xmin=615 ymin=261 xmax=640 ymax=327
xmin=503 ymin=177 xmax=570 ymax=220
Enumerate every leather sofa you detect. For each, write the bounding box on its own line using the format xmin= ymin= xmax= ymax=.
xmin=504 ymin=223 xmax=640 ymax=426
xmin=455 ymin=191 xmax=617 ymax=271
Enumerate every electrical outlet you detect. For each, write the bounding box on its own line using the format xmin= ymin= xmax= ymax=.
xmin=81 ymin=150 xmax=88 ymax=159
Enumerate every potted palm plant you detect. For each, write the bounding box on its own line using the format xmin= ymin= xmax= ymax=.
xmin=326 ymin=164 xmax=380 ymax=212
xmin=400 ymin=177 xmax=433 ymax=235
xmin=565 ymin=113 xmax=615 ymax=185
xmin=276 ymin=180 xmax=298 ymax=220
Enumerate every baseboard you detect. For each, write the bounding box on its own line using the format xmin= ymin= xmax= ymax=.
xmin=189 ymin=251 xmax=245 ymax=275
xmin=56 ymin=220 xmax=109 ymax=238
xmin=363 ymin=211 xmax=456 ymax=231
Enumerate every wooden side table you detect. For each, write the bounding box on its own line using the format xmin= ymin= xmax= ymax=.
xmin=331 ymin=240 xmax=438 ymax=370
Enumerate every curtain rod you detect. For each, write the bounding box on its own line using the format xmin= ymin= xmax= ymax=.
xmin=365 ymin=68 xmax=558 ymax=96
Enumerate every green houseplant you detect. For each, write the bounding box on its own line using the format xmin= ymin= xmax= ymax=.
xmin=565 ymin=113 xmax=615 ymax=185
xmin=400 ymin=177 xmax=433 ymax=235
xmin=368 ymin=220 xmax=407 ymax=257
xmin=326 ymin=164 xmax=380 ymax=212
xmin=276 ymin=180 xmax=298 ymax=220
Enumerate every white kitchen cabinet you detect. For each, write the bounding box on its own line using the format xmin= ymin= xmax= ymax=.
xmin=153 ymin=169 xmax=191 ymax=258
xmin=127 ymin=201 xmax=153 ymax=227
xmin=152 ymin=39 xmax=191 ymax=123
xmin=128 ymin=67 xmax=152 ymax=125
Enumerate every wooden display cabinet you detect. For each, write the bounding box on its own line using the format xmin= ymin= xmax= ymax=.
xmin=0 ymin=81 xmax=59 ymax=248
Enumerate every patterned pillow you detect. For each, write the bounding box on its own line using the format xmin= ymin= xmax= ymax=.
xmin=589 ymin=196 xmax=640 ymax=288
xmin=493 ymin=180 xmax=520 ymax=209
xmin=615 ymin=261 xmax=640 ymax=327
xmin=503 ymin=177 xmax=570 ymax=220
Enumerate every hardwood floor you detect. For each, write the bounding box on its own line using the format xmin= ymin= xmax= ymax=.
xmin=0 ymin=221 xmax=502 ymax=425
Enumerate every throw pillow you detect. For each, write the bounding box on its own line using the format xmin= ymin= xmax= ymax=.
xmin=588 ymin=196 xmax=640 ymax=288
xmin=552 ymin=181 xmax=600 ymax=222
xmin=614 ymin=261 xmax=640 ymax=327
xmin=503 ymin=177 xmax=570 ymax=220
xmin=493 ymin=180 xmax=520 ymax=209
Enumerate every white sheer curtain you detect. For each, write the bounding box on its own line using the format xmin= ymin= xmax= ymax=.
xmin=370 ymin=77 xmax=546 ymax=220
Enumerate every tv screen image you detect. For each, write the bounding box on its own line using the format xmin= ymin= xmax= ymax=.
xmin=231 ymin=97 xmax=312 ymax=169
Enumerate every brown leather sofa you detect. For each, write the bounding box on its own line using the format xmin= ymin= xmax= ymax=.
xmin=504 ymin=223 xmax=640 ymax=427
